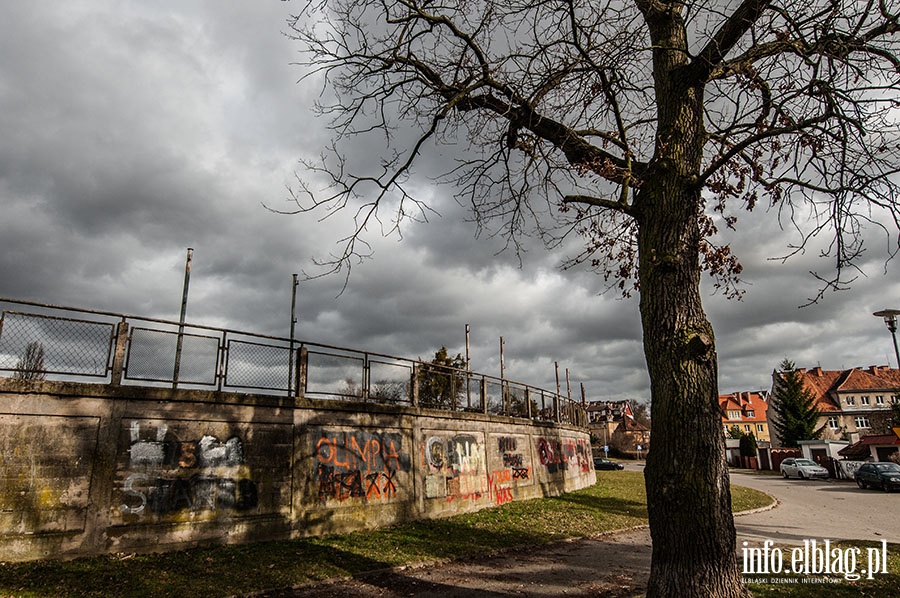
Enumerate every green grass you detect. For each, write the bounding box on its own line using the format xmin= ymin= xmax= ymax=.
xmin=0 ymin=471 xmax=772 ymax=598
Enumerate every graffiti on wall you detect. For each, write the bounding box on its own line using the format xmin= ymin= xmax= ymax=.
xmin=536 ymin=437 xmax=591 ymax=475
xmin=495 ymin=435 xmax=531 ymax=481
xmin=120 ymin=421 xmax=258 ymax=516
xmin=422 ymin=433 xmax=488 ymax=502
xmin=312 ymin=429 xmax=411 ymax=504
xmin=487 ymin=435 xmax=533 ymax=506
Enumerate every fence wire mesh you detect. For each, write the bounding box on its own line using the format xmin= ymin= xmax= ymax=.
xmin=0 ymin=311 xmax=113 ymax=377
xmin=368 ymin=359 xmax=412 ymax=405
xmin=125 ymin=327 xmax=176 ymax=381
xmin=225 ymin=340 xmax=291 ymax=391
xmin=305 ymin=350 xmax=364 ymax=399
xmin=0 ymin=299 xmax=587 ymax=427
xmin=126 ymin=328 xmax=220 ymax=385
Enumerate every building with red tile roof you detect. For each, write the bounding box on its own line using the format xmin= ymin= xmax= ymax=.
xmin=769 ymin=365 xmax=900 ymax=446
xmin=837 ymin=433 xmax=900 ymax=462
xmin=586 ymin=400 xmax=650 ymax=454
xmin=719 ymin=391 xmax=770 ymax=441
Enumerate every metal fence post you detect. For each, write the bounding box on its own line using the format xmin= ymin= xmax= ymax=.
xmin=411 ymin=364 xmax=419 ymax=407
xmin=481 ymin=377 xmax=488 ymax=415
xmin=110 ymin=319 xmax=129 ymax=386
xmin=297 ymin=346 xmax=308 ymax=399
xmin=216 ymin=332 xmax=228 ymax=392
xmin=363 ymin=353 xmax=371 ymax=401
xmin=289 ymin=274 xmax=298 ymax=398
xmin=173 ymin=248 xmax=193 ymax=389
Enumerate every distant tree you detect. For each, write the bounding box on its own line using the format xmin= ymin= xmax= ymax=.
xmin=371 ymin=380 xmax=407 ymax=403
xmin=739 ymin=433 xmax=758 ymax=458
xmin=505 ymin=386 xmax=539 ymax=418
xmin=417 ymin=347 xmax=466 ymax=409
xmin=339 ymin=377 xmax=407 ymax=402
xmin=771 ymin=359 xmax=823 ymax=448
xmin=868 ymin=402 xmax=900 ymax=435
xmin=338 ymin=377 xmax=364 ymax=398
xmin=13 ymin=341 xmax=46 ymax=380
xmin=608 ymin=426 xmax=633 ymax=458
xmin=728 ymin=425 xmax=744 ymax=440
xmin=631 ymin=401 xmax=651 ymax=427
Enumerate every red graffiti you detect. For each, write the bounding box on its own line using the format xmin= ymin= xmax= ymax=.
xmin=488 ymin=470 xmax=514 ymax=506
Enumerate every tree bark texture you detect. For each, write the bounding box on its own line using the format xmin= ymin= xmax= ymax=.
xmin=636 ymin=5 xmax=748 ymax=597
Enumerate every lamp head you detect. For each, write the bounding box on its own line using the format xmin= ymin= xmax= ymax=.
xmin=874 ymin=309 xmax=900 ymax=333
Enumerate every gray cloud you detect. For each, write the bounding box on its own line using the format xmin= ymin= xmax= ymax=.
xmin=1 ymin=2 xmax=898 ymax=408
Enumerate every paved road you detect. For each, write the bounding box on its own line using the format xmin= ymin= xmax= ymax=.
xmin=263 ymin=466 xmax=897 ymax=597
xmin=730 ymin=469 xmax=900 ymax=545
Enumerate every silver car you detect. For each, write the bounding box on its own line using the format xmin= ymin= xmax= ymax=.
xmin=780 ymin=458 xmax=829 ymax=480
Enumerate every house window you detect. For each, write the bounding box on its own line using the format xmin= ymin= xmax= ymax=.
xmin=756 ymin=424 xmax=764 ymax=433
xmin=746 ymin=410 xmax=755 ymax=418
xmin=744 ymin=425 xmax=750 ymax=432
xmin=893 ymin=395 xmax=900 ymax=405
xmin=876 ymin=395 xmax=885 ymax=405
xmin=828 ymin=416 xmax=840 ymax=429
xmin=846 ymin=396 xmax=856 ymax=406
xmin=855 ymin=416 xmax=870 ymax=429
xmin=861 ymin=396 xmax=870 ymax=405
xmin=728 ymin=410 xmax=740 ymax=420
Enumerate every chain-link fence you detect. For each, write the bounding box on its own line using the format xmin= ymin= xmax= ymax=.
xmin=0 ymin=298 xmax=587 ymax=427
xmin=0 ymin=311 xmax=113 ymax=378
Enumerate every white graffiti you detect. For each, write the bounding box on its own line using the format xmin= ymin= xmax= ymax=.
xmin=120 ymin=472 xmax=148 ymax=514
xmin=127 ymin=422 xmax=244 ymax=468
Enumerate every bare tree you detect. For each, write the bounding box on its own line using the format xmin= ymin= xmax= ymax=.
xmin=13 ymin=341 xmax=46 ymax=380
xmin=286 ymin=2 xmax=900 ymax=595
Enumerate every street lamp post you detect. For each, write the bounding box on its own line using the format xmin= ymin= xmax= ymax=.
xmin=873 ymin=309 xmax=900 ymax=369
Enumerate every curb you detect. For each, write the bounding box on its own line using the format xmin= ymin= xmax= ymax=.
xmin=734 ymin=495 xmax=779 ymax=517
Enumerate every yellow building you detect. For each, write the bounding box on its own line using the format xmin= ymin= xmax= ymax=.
xmin=720 ymin=391 xmax=770 ymax=442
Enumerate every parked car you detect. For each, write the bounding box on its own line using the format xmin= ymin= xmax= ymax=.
xmin=593 ymin=457 xmax=625 ymax=470
xmin=779 ymin=458 xmax=829 ymax=479
xmin=855 ymin=462 xmax=900 ymax=492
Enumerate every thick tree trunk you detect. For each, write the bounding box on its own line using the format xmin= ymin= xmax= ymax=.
xmin=634 ymin=4 xmax=749 ymax=596
xmin=637 ymin=186 xmax=747 ymax=597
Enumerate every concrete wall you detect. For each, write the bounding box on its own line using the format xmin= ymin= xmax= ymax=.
xmin=0 ymin=378 xmax=594 ymax=562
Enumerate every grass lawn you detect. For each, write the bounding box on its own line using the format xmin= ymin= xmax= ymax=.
xmin=2 ymin=471 xmax=888 ymax=597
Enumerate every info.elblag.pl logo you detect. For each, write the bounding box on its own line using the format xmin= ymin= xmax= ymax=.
xmin=742 ymin=539 xmax=889 ymax=582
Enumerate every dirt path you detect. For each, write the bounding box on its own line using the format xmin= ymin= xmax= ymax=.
xmin=254 ymin=527 xmax=653 ymax=598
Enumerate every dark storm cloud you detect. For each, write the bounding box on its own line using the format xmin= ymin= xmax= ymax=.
xmin=1 ymin=1 xmax=898 ymax=405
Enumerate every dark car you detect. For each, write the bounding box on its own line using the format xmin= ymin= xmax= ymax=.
xmin=855 ymin=462 xmax=900 ymax=491
xmin=593 ymin=457 xmax=625 ymax=470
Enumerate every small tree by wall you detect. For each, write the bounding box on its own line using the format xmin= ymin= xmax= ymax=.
xmin=13 ymin=341 xmax=46 ymax=380
xmin=417 ymin=347 xmax=466 ymax=409
xmin=739 ymin=433 xmax=758 ymax=458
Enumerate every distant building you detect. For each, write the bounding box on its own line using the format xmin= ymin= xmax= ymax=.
xmin=586 ymin=400 xmax=650 ymax=455
xmin=719 ymin=391 xmax=770 ymax=442
xmin=768 ymin=365 xmax=900 ymax=447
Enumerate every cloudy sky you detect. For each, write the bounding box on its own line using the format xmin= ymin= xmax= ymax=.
xmin=2 ymin=1 xmax=899 ymax=403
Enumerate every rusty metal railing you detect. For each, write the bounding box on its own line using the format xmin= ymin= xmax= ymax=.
xmin=0 ymin=297 xmax=588 ymax=427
